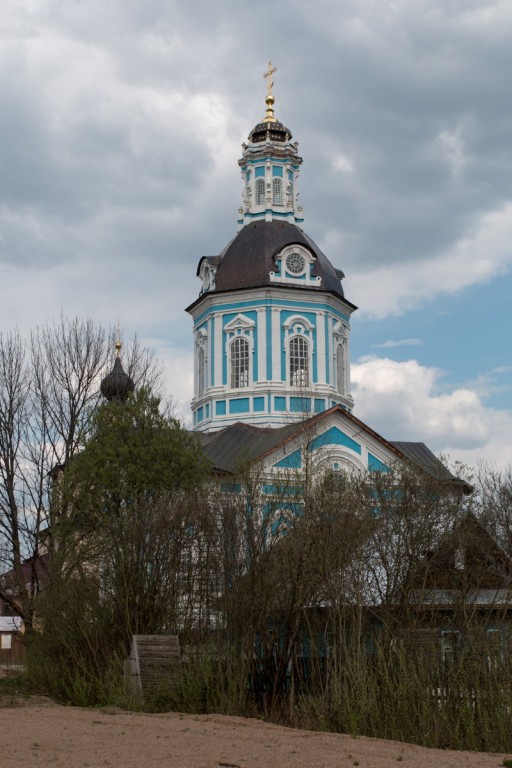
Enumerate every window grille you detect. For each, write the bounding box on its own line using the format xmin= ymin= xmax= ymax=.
xmin=230 ymin=337 xmax=249 ymax=388
xmin=273 ymin=178 xmax=283 ymax=205
xmin=290 ymin=336 xmax=309 ymax=387
xmin=256 ymin=179 xmax=265 ymax=206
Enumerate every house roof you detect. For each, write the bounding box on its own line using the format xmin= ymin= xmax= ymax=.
xmin=0 ymin=553 xmax=49 ymax=595
xmin=0 ymin=616 xmax=23 ymax=632
xmin=408 ymin=588 xmax=512 ymax=609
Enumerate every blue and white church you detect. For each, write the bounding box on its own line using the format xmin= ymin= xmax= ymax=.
xmin=186 ymin=69 xmax=453 ymax=483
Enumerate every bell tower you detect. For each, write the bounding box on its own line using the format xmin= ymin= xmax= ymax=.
xmin=237 ymin=63 xmax=304 ymax=228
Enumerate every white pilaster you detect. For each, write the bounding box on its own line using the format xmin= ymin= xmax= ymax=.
xmin=271 ymin=308 xmax=281 ymax=381
xmin=257 ymin=308 xmax=266 ymax=383
xmin=316 ymin=311 xmax=326 ymax=384
xmin=214 ymin=313 xmax=223 ymax=387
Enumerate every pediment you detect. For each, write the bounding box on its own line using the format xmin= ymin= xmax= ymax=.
xmin=224 ymin=313 xmax=256 ymax=331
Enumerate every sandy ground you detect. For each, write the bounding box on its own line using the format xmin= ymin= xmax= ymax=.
xmin=0 ymin=697 xmax=509 ymax=768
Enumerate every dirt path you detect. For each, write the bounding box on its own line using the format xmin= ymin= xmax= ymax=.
xmin=0 ymin=697 xmax=508 ymax=768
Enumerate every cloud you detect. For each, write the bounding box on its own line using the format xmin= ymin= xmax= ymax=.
xmin=352 ymin=355 xmax=512 ymax=468
xmin=347 ymin=202 xmax=512 ymax=318
xmin=0 ymin=0 xmax=511 ymax=449
xmin=371 ymin=339 xmax=423 ymax=349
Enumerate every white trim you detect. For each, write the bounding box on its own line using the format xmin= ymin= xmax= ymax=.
xmin=224 ymin=313 xmax=255 ymax=331
xmin=283 ymin=314 xmax=314 ymax=331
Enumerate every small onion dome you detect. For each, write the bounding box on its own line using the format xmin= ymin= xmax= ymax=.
xmin=100 ymin=341 xmax=135 ymax=402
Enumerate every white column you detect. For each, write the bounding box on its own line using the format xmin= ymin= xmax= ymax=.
xmin=257 ymin=308 xmax=266 ymax=383
xmin=271 ymin=308 xmax=281 ymax=381
xmin=316 ymin=311 xmax=326 ymax=384
xmin=214 ymin=313 xmax=223 ymax=387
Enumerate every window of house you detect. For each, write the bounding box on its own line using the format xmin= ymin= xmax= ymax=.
xmin=486 ymin=628 xmax=503 ymax=670
xmin=272 ymin=178 xmax=283 ymax=205
xmin=256 ymin=178 xmax=265 ymax=206
xmin=289 ymin=336 xmax=309 ymax=387
xmin=454 ymin=547 xmax=465 ymax=570
xmin=441 ymin=630 xmax=460 ymax=663
xmin=230 ymin=337 xmax=249 ymax=388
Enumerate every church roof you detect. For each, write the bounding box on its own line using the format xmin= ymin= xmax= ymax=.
xmin=197 ymin=421 xmax=302 ymax=473
xmin=197 ymin=406 xmax=468 ymax=490
xmin=389 ymin=441 xmax=456 ymax=483
xmin=194 ymin=220 xmax=351 ymax=303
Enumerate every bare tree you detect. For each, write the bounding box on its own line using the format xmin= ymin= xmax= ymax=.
xmin=0 ymin=315 xmax=163 ymax=627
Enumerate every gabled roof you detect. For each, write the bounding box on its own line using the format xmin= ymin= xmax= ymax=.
xmin=198 ymin=405 xmax=463 ymax=486
xmin=408 ymin=512 xmax=512 ymax=595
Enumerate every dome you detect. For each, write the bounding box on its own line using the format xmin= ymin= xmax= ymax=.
xmin=100 ymin=354 xmax=135 ymax=402
xmin=248 ymin=120 xmax=292 ymax=144
xmin=206 ymin=220 xmax=347 ymax=299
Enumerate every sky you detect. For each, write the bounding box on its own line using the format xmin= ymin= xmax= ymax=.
xmin=1 ymin=0 xmax=511 ymax=469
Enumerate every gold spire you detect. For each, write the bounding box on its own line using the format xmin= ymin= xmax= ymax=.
xmin=263 ymin=61 xmax=277 ymax=123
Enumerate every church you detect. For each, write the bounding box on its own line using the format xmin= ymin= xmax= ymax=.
xmin=185 ymin=67 xmax=453 ymax=486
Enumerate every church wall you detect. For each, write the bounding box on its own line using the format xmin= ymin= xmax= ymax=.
xmin=190 ymin=287 xmax=354 ymax=431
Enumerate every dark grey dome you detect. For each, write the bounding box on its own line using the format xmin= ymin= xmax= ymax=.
xmin=100 ymin=357 xmax=135 ymax=402
xmin=248 ymin=120 xmax=292 ymax=143
xmin=210 ymin=221 xmax=347 ymax=299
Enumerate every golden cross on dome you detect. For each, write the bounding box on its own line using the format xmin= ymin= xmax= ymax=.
xmin=115 ymin=322 xmax=122 ymax=358
xmin=264 ymin=61 xmax=277 ymax=97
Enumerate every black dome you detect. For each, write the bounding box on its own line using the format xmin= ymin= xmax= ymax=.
xmin=248 ymin=120 xmax=292 ymax=144
xmin=211 ymin=221 xmax=346 ymax=299
xmin=100 ymin=357 xmax=135 ymax=402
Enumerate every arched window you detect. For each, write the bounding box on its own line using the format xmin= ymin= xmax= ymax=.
xmin=289 ymin=336 xmax=309 ymax=387
xmin=256 ymin=178 xmax=265 ymax=206
xmin=272 ymin=178 xmax=283 ymax=205
xmin=230 ymin=337 xmax=250 ymax=388
xmin=336 ymin=344 xmax=345 ymax=394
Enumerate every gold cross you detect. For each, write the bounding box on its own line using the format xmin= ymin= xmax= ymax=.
xmin=264 ymin=61 xmax=277 ymax=97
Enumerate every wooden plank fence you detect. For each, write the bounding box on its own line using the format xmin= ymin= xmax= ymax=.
xmin=124 ymin=635 xmax=180 ymax=699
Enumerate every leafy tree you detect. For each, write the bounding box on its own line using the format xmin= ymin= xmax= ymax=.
xmin=28 ymin=387 xmax=210 ymax=701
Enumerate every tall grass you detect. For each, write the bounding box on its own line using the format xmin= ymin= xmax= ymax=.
xmin=291 ymin=645 xmax=512 ymax=752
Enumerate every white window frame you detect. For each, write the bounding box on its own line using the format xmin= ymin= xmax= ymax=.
xmin=255 ymin=178 xmax=265 ymax=206
xmin=224 ymin=314 xmax=255 ymax=389
xmin=229 ymin=336 xmax=250 ymax=389
xmin=283 ymin=315 xmax=314 ymax=389
xmin=272 ymin=177 xmax=283 ymax=205
xmin=289 ymin=335 xmax=309 ymax=388
xmin=269 ymin=244 xmax=321 ymax=287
